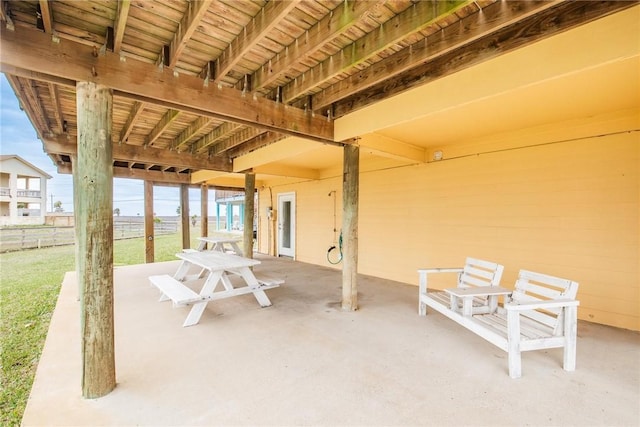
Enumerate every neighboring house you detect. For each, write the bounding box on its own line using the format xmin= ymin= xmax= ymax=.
xmin=0 ymin=155 xmax=52 ymax=226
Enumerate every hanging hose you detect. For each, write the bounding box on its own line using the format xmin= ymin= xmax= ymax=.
xmin=327 ymin=230 xmax=343 ymax=264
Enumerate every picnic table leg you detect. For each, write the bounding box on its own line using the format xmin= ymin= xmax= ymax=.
xmin=418 ymin=272 xmax=427 ymax=316
xmin=183 ymin=270 xmax=223 ymax=327
xmin=230 ymin=242 xmax=242 ymax=255
xmin=237 ymin=267 xmax=272 ymax=307
xmin=173 ymin=261 xmax=192 ymax=281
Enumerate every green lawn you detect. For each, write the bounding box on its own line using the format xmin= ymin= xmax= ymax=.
xmin=0 ymin=230 xmax=216 ymax=426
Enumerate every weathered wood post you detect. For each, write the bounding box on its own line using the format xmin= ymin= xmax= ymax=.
xmin=342 ymin=144 xmax=359 ymax=311
xmin=201 ymin=184 xmax=208 ymax=238
xmin=75 ymin=81 xmax=115 ymax=398
xmin=144 ymin=180 xmax=154 ymax=263
xmin=180 ymin=184 xmax=190 ymax=249
xmin=243 ymin=173 xmax=255 ymax=258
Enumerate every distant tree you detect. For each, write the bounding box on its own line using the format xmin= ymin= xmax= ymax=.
xmin=176 ymin=206 xmax=181 ymax=215
xmin=113 ymin=208 xmax=120 ymax=216
xmin=54 ymin=200 xmax=63 ymax=212
xmin=191 ymin=214 xmax=197 ymax=226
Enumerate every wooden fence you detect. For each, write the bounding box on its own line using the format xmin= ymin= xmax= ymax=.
xmin=0 ymin=219 xmax=179 ymax=252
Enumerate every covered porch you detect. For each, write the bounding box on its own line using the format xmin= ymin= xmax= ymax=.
xmin=23 ymin=257 xmax=639 ymax=426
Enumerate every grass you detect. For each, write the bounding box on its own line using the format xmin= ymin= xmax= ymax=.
xmin=0 ymin=229 xmax=227 ymax=426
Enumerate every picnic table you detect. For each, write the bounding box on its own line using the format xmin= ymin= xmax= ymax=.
xmin=195 ymin=236 xmax=242 ymax=254
xmin=150 ymin=251 xmax=282 ymax=327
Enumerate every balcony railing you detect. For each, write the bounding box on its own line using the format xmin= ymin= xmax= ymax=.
xmin=0 ymin=187 xmax=9 ymax=196
xmin=17 ymin=190 xmax=41 ymax=198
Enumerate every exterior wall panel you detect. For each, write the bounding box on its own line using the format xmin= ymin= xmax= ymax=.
xmin=258 ymin=112 xmax=639 ymax=330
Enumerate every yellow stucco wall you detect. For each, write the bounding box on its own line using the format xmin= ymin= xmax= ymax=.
xmin=257 ymin=109 xmax=640 ymax=331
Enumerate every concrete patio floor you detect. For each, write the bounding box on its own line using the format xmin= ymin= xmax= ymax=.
xmin=23 ymin=255 xmax=640 ymax=426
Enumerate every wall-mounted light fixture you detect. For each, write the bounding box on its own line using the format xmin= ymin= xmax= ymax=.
xmin=433 ymin=150 xmax=443 ymax=161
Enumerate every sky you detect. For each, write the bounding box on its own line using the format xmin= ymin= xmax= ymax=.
xmin=0 ymin=74 xmax=222 ymax=217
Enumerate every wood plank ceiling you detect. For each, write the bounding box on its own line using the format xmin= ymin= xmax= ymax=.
xmin=0 ymin=0 xmax=634 ymax=186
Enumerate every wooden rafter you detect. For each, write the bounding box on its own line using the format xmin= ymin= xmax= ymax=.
xmin=0 ymin=0 xmax=14 ymax=30
xmin=282 ymin=0 xmax=470 ymax=104
xmin=0 ymin=25 xmax=334 ymax=143
xmin=47 ymin=82 xmax=64 ymax=134
xmin=251 ymin=0 xmax=384 ymax=91
xmin=210 ymin=127 xmax=262 ymax=155
xmin=172 ymin=116 xmax=212 ymax=152
xmin=145 ymin=109 xmax=180 ymax=147
xmin=119 ymin=101 xmax=145 ymax=144
xmin=226 ymin=131 xmax=286 ymax=158
xmin=328 ymin=0 xmax=636 ymax=117
xmin=37 ymin=0 xmax=53 ymax=34
xmin=45 ymin=136 xmax=233 ymax=172
xmin=213 ymin=0 xmax=300 ymax=85
xmin=168 ymin=0 xmax=210 ymax=68
xmin=9 ymin=76 xmax=51 ymax=136
xmin=113 ymin=0 xmax=130 ymax=54
xmin=193 ymin=123 xmax=241 ymax=153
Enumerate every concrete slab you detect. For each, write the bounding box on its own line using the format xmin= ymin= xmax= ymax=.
xmin=23 ymin=255 xmax=640 ymax=426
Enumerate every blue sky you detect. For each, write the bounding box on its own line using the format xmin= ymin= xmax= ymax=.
xmin=0 ymin=74 xmax=220 ymax=216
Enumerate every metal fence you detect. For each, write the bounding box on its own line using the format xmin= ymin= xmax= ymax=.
xmin=0 ymin=219 xmax=179 ymax=252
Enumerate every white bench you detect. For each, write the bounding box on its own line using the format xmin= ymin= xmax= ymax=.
xmin=418 ymin=257 xmax=505 ymax=316
xmin=149 ymin=274 xmax=203 ymax=306
xmin=253 ymin=273 xmax=285 ymax=287
xmin=419 ymin=268 xmax=580 ymax=378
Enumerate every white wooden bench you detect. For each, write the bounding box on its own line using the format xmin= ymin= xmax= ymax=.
xmin=419 ymin=268 xmax=580 ymax=378
xmin=149 ymin=274 xmax=203 ymax=306
xmin=418 ymin=257 xmax=505 ymax=316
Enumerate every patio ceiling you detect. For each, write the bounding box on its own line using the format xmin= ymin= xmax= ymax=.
xmin=0 ymin=0 xmax=635 ymax=187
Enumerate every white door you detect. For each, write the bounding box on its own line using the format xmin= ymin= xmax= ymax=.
xmin=277 ymin=192 xmax=295 ymax=258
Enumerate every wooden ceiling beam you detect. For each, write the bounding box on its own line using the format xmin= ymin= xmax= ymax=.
xmin=225 ymin=131 xmax=284 ymax=158
xmin=213 ymin=0 xmax=300 ymax=85
xmin=119 ymin=101 xmax=145 ymax=144
xmin=172 ymin=116 xmax=212 ymax=152
xmin=10 ymin=76 xmax=51 ymax=136
xmin=281 ymin=0 xmax=471 ymax=104
xmin=47 ymin=82 xmax=64 ymax=134
xmin=251 ymin=0 xmax=383 ymax=91
xmin=1 ymin=0 xmax=14 ymax=31
xmin=113 ymin=0 xmax=130 ymax=54
xmin=44 ymin=136 xmax=233 ymax=173
xmin=168 ymin=0 xmax=210 ymax=69
xmin=4 ymin=76 xmax=44 ymax=137
xmin=327 ymin=0 xmax=636 ymax=117
xmin=37 ymin=0 xmax=53 ymax=34
xmin=210 ymin=127 xmax=262 ymax=155
xmin=193 ymin=123 xmax=240 ymax=153
xmin=57 ymin=162 xmax=192 ymax=184
xmin=145 ymin=109 xmax=180 ymax=147
xmin=0 ymin=25 xmax=334 ymax=143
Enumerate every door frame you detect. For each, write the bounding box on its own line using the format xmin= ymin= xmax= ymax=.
xmin=277 ymin=192 xmax=296 ymax=258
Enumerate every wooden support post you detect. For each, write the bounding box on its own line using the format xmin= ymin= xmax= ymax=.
xmin=342 ymin=144 xmax=359 ymax=311
xmin=201 ymin=184 xmax=208 ymax=238
xmin=180 ymin=184 xmax=190 ymax=249
xmin=144 ymin=180 xmax=154 ymax=263
xmin=75 ymin=81 xmax=115 ymax=398
xmin=243 ymin=173 xmax=255 ymax=259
